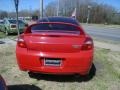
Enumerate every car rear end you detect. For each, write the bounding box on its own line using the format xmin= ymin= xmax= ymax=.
xmin=16 ymin=21 xmax=94 ymax=75
xmin=8 ymin=20 xmax=25 ymax=34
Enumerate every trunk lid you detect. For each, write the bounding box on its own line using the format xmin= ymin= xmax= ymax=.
xmin=24 ymin=33 xmax=85 ymax=53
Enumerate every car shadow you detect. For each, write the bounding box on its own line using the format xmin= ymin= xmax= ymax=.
xmin=28 ymin=64 xmax=96 ymax=82
xmin=8 ymin=84 xmax=42 ymax=90
xmin=8 ymin=33 xmax=17 ymax=36
xmin=0 ymin=41 xmax=5 ymax=44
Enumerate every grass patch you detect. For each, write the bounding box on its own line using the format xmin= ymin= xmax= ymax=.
xmin=0 ymin=31 xmax=17 ymax=40
xmin=0 ymin=32 xmax=6 ymax=38
xmin=93 ymin=48 xmax=120 ymax=90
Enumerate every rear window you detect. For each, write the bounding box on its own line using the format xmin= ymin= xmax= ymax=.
xmin=31 ymin=23 xmax=80 ymax=34
xmin=0 ymin=21 xmax=4 ymax=24
xmin=39 ymin=17 xmax=79 ymax=25
xmin=8 ymin=20 xmax=24 ymax=24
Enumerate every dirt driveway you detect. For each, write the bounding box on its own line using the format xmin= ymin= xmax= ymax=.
xmin=0 ymin=39 xmax=120 ymax=90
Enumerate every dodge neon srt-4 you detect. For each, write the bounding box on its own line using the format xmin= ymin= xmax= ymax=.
xmin=16 ymin=17 xmax=94 ymax=76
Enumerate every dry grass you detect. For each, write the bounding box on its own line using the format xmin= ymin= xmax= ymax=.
xmin=0 ymin=44 xmax=120 ymax=90
xmin=0 ymin=32 xmax=6 ymax=38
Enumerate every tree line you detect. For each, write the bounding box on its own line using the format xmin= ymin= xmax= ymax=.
xmin=45 ymin=0 xmax=120 ymax=24
xmin=0 ymin=10 xmax=40 ymax=19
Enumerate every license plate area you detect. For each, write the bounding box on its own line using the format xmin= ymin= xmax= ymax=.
xmin=44 ymin=58 xmax=62 ymax=66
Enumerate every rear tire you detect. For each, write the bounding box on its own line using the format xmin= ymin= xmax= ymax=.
xmin=81 ymin=64 xmax=96 ymax=81
xmin=28 ymin=72 xmax=39 ymax=78
xmin=28 ymin=72 xmax=35 ymax=78
xmin=28 ymin=72 xmax=42 ymax=80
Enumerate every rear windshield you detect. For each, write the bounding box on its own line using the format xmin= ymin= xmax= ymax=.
xmin=31 ymin=23 xmax=80 ymax=34
xmin=0 ymin=21 xmax=4 ymax=24
xmin=8 ymin=20 xmax=24 ymax=24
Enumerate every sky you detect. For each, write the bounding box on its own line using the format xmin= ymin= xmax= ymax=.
xmin=0 ymin=0 xmax=120 ymax=12
xmin=97 ymin=0 xmax=120 ymax=11
xmin=0 ymin=0 xmax=55 ymax=12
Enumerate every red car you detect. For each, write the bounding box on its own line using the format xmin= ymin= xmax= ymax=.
xmin=16 ymin=17 xmax=94 ymax=76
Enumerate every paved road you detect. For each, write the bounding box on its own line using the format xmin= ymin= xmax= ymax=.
xmin=82 ymin=24 xmax=120 ymax=43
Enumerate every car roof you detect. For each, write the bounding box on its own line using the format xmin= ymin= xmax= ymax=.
xmin=38 ymin=17 xmax=79 ymax=25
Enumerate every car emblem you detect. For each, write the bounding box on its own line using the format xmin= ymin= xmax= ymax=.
xmin=72 ymin=45 xmax=81 ymax=49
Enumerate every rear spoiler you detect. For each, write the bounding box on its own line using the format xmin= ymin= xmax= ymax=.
xmin=24 ymin=22 xmax=85 ymax=35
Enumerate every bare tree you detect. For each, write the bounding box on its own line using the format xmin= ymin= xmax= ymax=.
xmin=0 ymin=11 xmax=8 ymax=19
xmin=45 ymin=1 xmax=57 ymax=16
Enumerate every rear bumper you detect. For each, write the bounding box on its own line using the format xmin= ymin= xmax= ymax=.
xmin=8 ymin=29 xmax=24 ymax=33
xmin=16 ymin=47 xmax=94 ymax=75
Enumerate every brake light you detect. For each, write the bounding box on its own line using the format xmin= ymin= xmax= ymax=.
xmin=81 ymin=37 xmax=93 ymax=50
xmin=17 ymin=35 xmax=26 ymax=48
xmin=11 ymin=25 xmax=16 ymax=28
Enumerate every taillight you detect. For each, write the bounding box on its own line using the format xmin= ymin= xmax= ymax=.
xmin=81 ymin=37 xmax=93 ymax=50
xmin=11 ymin=25 xmax=16 ymax=28
xmin=17 ymin=35 xmax=26 ymax=48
